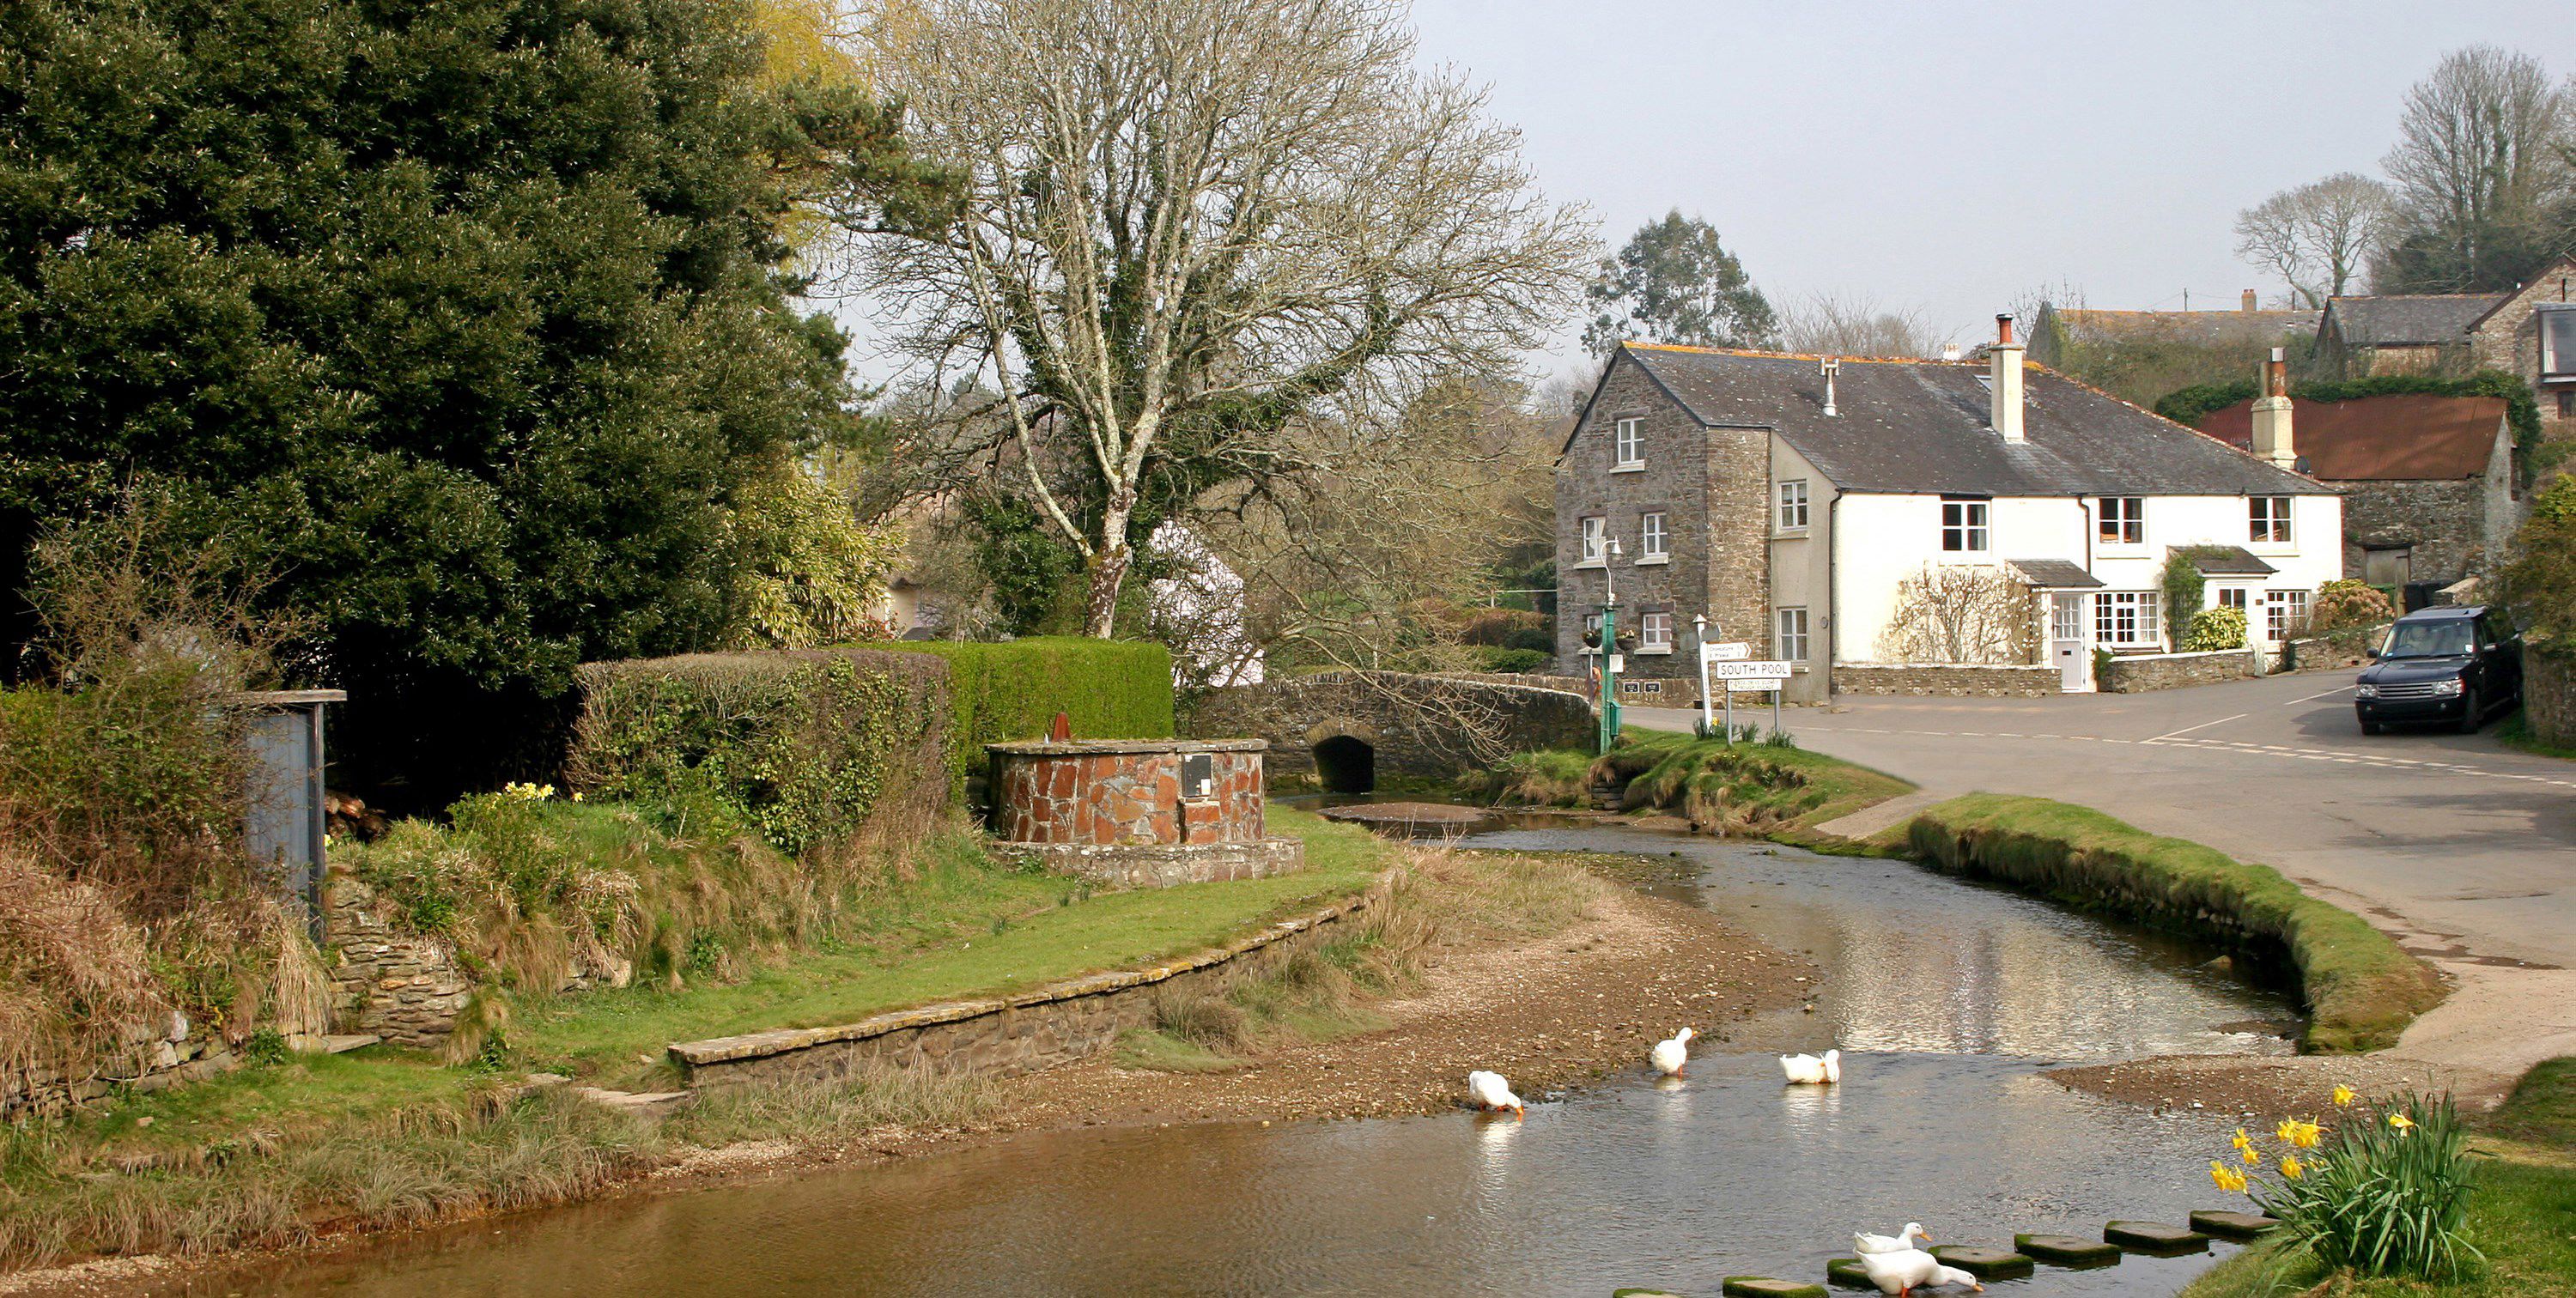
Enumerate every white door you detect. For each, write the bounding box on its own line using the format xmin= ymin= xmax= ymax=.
xmin=2051 ymin=593 xmax=2088 ymax=691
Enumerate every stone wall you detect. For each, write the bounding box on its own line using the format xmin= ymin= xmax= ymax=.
xmin=325 ymin=870 xmax=477 ymax=1050
xmin=994 ymin=838 xmax=1306 ymax=889
xmin=1437 ymin=671 xmax=1592 ymax=696
xmin=2527 ymin=651 xmax=2576 ymax=748
xmin=1182 ymin=671 xmax=1595 ymax=789
xmin=2 ymin=1014 xmax=244 ymax=1122
xmin=1832 ymin=663 xmax=2062 ymax=698
xmin=988 ymin=740 xmax=1267 ymax=847
xmin=2336 ymin=476 xmax=2496 ymax=589
xmin=2465 ymin=265 xmax=2576 ymax=442
xmin=671 ymin=884 xmax=1382 ymax=1088
xmin=2099 ymin=648 xmax=2261 ymax=693
xmin=2284 ymin=622 xmax=2391 ymax=672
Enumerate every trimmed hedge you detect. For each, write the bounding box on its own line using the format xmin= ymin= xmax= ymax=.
xmin=567 ymin=649 xmax=948 ymax=858
xmin=873 ymin=637 xmax=1176 ymax=795
xmin=1907 ymin=794 xmax=2443 ymax=1052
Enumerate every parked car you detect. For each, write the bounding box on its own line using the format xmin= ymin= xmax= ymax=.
xmin=2354 ymin=606 xmax=2521 ymax=735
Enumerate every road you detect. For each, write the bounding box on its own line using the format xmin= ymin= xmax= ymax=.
xmin=1631 ymin=670 xmax=2576 ymax=1082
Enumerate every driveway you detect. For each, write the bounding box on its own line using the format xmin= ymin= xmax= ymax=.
xmin=1629 ymin=671 xmax=2576 ymax=1082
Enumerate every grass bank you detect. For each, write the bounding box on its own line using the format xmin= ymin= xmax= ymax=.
xmin=1908 ymin=794 xmax=2443 ymax=1052
xmin=2181 ymin=1060 xmax=2576 ymax=1297
xmin=0 ymin=808 xmax=1387 ymax=1274
xmin=1461 ymin=728 xmax=1912 ymax=835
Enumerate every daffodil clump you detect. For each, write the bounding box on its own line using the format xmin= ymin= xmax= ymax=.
xmin=501 ymin=781 xmax=580 ymax=803
xmin=2205 ymin=1085 xmax=2480 ymax=1280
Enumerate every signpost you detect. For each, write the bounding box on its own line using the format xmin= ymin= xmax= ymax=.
xmin=1700 ymin=658 xmax=1789 ymax=739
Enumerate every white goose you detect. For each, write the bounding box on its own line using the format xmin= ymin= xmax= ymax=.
xmin=1780 ymin=1047 xmax=1842 ymax=1084
xmin=1854 ymin=1222 xmax=1932 ymax=1254
xmin=1649 ymin=1027 xmax=1695 ymax=1077
xmin=1858 ymin=1246 xmax=1981 ymax=1296
xmin=1466 ymin=1070 xmax=1524 ymax=1118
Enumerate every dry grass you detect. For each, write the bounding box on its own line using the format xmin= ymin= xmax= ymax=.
xmin=668 ymin=1065 xmax=991 ymax=1149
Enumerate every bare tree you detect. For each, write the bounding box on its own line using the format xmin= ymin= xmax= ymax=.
xmin=829 ymin=0 xmax=1593 ymax=637
xmin=1875 ymin=564 xmax=2037 ymax=664
xmin=2233 ymin=173 xmax=2395 ymax=306
xmin=2376 ymin=45 xmax=2576 ymax=291
xmin=1775 ymin=291 xmax=1951 ymax=358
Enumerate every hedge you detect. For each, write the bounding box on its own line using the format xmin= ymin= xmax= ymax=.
xmin=567 ymin=649 xmax=948 ymax=858
xmin=873 ymin=637 xmax=1176 ymax=795
xmin=1907 ymin=794 xmax=2444 ymax=1052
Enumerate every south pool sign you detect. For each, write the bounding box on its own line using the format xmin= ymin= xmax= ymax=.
xmin=1705 ymin=659 xmax=1792 ymax=680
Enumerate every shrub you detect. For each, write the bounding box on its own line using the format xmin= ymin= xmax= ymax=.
xmin=1457 ymin=607 xmax=1545 ymax=647
xmin=568 ymin=649 xmax=947 ymax=858
xmin=2310 ymin=579 xmax=2397 ymax=634
xmin=2184 ymin=604 xmax=2248 ymax=652
xmin=1471 ymin=646 xmax=1550 ymax=674
xmin=874 ymin=638 xmax=1176 ymax=796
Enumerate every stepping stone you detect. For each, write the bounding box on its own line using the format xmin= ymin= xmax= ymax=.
xmin=320 ymin=1033 xmax=380 ymax=1054
xmin=1929 ymin=1246 xmax=2033 ymax=1278
xmin=1612 ymin=1290 xmax=1685 ymax=1297
xmin=2014 ymin=1233 xmax=2123 ymax=1266
xmin=2104 ymin=1220 xmax=2210 ymax=1254
xmin=2189 ymin=1209 xmax=2281 ymax=1240
xmin=1824 ymin=1258 xmax=1874 ymax=1289
xmin=1722 ymin=1279 xmax=1826 ymax=1298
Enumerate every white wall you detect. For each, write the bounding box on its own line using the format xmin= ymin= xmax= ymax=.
xmin=1766 ymin=439 xmax=1836 ymax=703
xmin=1830 ymin=490 xmax=2344 ymax=662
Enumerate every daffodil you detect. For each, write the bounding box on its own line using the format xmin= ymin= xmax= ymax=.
xmin=2332 ymin=1085 xmax=2356 ymax=1107
xmin=2276 ymin=1119 xmax=2322 ymax=1149
xmin=2241 ymin=1145 xmax=2260 ymax=1165
xmin=2231 ymin=1127 xmax=2254 ymax=1152
xmin=2388 ymin=1113 xmax=2415 ymax=1133
xmin=2208 ymin=1161 xmax=2248 ymax=1193
xmin=2279 ymin=1154 xmax=2303 ymax=1180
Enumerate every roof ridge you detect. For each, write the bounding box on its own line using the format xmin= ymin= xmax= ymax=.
xmin=1624 ymin=341 xmax=1965 ymax=366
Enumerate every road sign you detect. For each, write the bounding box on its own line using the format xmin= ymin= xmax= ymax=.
xmin=1699 ymin=641 xmax=1751 ymax=662
xmin=1706 ymin=659 xmax=1792 ymax=679
xmin=1725 ymin=676 xmax=1784 ymax=693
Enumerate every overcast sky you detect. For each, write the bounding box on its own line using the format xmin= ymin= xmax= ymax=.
xmin=1406 ymin=0 xmax=2573 ymax=380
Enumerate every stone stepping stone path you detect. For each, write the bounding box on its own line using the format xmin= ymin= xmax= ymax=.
xmin=1722 ymin=1279 xmax=1826 ymax=1298
xmin=2104 ymin=1220 xmax=2211 ymax=1254
xmin=1824 ymin=1257 xmax=1873 ymax=1289
xmin=1929 ymin=1245 xmax=2033 ymax=1278
xmin=2014 ymin=1233 xmax=2123 ymax=1266
xmin=2189 ymin=1209 xmax=2281 ymax=1240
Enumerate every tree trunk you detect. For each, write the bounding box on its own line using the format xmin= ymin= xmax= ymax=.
xmin=1083 ymin=543 xmax=1132 ymax=638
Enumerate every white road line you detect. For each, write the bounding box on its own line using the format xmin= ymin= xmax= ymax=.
xmin=2147 ymin=713 xmax=2249 ymax=742
xmin=2283 ymin=687 xmax=2352 ymax=706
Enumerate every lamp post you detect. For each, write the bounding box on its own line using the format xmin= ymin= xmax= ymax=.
xmin=1597 ymin=538 xmax=1623 ymax=753
xmin=1692 ymin=612 xmax=1716 ymax=738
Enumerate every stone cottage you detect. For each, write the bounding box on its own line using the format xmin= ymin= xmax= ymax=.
xmin=2196 ymin=391 xmax=2523 ymax=596
xmin=1554 ymin=321 xmax=2342 ymax=701
xmin=2316 ymin=256 xmax=2576 ymax=440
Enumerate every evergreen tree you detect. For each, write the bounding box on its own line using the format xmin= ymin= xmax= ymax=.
xmin=1583 ymin=210 xmax=1777 ymax=357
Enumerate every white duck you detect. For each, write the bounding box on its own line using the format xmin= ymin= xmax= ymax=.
xmin=1649 ymin=1027 xmax=1695 ymax=1077
xmin=1466 ymin=1070 xmax=1524 ymax=1118
xmin=1780 ymin=1047 xmax=1842 ymax=1084
xmin=1858 ymin=1246 xmax=1981 ymax=1296
xmin=1854 ymin=1222 xmax=1932 ymax=1254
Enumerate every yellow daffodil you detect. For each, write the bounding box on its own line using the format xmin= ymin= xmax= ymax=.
xmin=2208 ymin=1161 xmax=2248 ymax=1193
xmin=2388 ymin=1113 xmax=2415 ymax=1133
xmin=2280 ymin=1154 xmax=2304 ymax=1180
xmin=2276 ymin=1119 xmax=2322 ymax=1149
xmin=2332 ymin=1085 xmax=2356 ymax=1107
xmin=2241 ymin=1145 xmax=2260 ymax=1165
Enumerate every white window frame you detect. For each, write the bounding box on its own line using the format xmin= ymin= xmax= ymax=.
xmin=1639 ymin=611 xmax=1673 ymax=652
xmin=1776 ymin=480 xmax=1810 ymax=532
xmin=1775 ymin=607 xmax=1809 ymax=663
xmin=1579 ymin=516 xmax=1606 ymax=565
xmin=2542 ymin=305 xmax=2576 ymax=379
xmin=2092 ymin=591 xmax=2163 ymax=649
xmin=1940 ymin=496 xmax=1990 ymax=553
xmin=1639 ymin=511 xmax=1669 ymax=561
xmin=2097 ymin=495 xmax=2144 ymax=546
xmin=1613 ymin=417 xmax=1645 ymax=469
xmin=2249 ymin=495 xmax=2293 ymax=545
xmin=2214 ymin=586 xmax=2250 ymax=612
xmin=2266 ymin=589 xmax=2310 ymax=643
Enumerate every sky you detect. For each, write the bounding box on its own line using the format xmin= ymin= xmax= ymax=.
xmin=1402 ymin=0 xmax=2574 ymax=381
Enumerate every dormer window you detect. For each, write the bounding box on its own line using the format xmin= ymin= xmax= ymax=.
xmin=1613 ymin=417 xmax=1644 ymax=469
xmin=2542 ymin=305 xmax=2576 ymax=379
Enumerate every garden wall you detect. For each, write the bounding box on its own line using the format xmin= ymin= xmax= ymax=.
xmin=2527 ymin=651 xmax=2575 ymax=747
xmin=2099 ymin=648 xmax=2259 ymax=693
xmin=1832 ymin=663 xmax=2060 ymax=698
xmin=2282 ymin=623 xmax=2391 ymax=672
xmin=671 ymin=883 xmax=1382 ymax=1088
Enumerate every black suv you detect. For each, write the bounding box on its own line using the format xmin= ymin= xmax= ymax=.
xmin=2354 ymin=605 xmax=2521 ymax=735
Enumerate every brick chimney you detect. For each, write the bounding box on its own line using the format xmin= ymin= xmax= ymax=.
xmin=1989 ymin=313 xmax=2025 ymax=443
xmin=2241 ymin=288 xmax=2258 ymax=312
xmin=2250 ymin=347 xmax=2295 ymax=470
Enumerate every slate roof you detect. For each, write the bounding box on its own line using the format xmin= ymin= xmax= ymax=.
xmin=2042 ymin=306 xmax=2320 ymax=352
xmin=2319 ymin=293 xmax=2509 ymax=346
xmin=2007 ymin=559 xmax=2104 ymax=589
xmin=1606 ymin=344 xmax=2330 ymax=497
xmin=2178 ymin=545 xmax=2276 ymax=577
xmin=2195 ymin=394 xmax=2510 ymax=481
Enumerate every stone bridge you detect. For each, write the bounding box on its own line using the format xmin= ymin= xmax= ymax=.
xmin=1180 ymin=671 xmax=1595 ymax=792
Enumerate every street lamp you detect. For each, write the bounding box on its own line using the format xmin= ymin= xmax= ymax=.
xmin=1692 ymin=612 xmax=1715 ymax=738
xmin=1597 ymin=538 xmax=1624 ymax=752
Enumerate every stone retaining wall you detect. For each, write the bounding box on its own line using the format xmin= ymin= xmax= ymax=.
xmin=996 ymin=837 xmax=1306 ymax=889
xmin=2099 ymin=649 xmax=2260 ymax=694
xmin=2527 ymin=650 xmax=2575 ymax=747
xmin=2284 ymin=623 xmax=2391 ymax=672
xmin=325 ymin=871 xmax=478 ymax=1050
xmin=1 ymin=1015 xmax=242 ymax=1121
xmin=1832 ymin=663 xmax=2061 ymax=698
xmin=671 ymin=883 xmax=1384 ymax=1088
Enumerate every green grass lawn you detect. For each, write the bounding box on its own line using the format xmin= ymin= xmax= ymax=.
xmin=1458 ymin=725 xmax=1913 ymax=834
xmin=2184 ymin=1061 xmax=2576 ymax=1297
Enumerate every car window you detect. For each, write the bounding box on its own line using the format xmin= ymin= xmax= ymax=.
xmin=2384 ymin=620 xmax=2475 ymax=658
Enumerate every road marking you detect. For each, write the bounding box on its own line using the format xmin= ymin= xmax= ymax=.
xmin=2147 ymin=713 xmax=2248 ymax=742
xmin=2283 ymin=687 xmax=2351 ymax=706
xmin=1807 ymin=723 xmax=2576 ymax=790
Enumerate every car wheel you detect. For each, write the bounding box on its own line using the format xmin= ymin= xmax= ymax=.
xmin=2457 ymin=688 xmax=2482 ymax=734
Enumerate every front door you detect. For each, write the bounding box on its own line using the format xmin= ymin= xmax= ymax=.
xmin=2051 ymin=593 xmax=2088 ymax=691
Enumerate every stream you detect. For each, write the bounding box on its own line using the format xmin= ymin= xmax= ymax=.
xmin=191 ymin=826 xmax=2296 ymax=1296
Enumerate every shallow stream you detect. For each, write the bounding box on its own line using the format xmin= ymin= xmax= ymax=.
xmin=191 ymin=828 xmax=2296 ymax=1296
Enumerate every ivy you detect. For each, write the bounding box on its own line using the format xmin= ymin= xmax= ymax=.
xmin=2156 ymin=370 xmax=2543 ymax=459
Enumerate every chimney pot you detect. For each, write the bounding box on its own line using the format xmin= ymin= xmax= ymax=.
xmin=1989 ymin=313 xmax=2026 ymax=443
xmin=1995 ymin=313 xmax=2015 ymax=346
xmin=2242 ymin=288 xmax=2257 ymax=312
xmin=2252 ymin=349 xmax=2295 ymax=470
